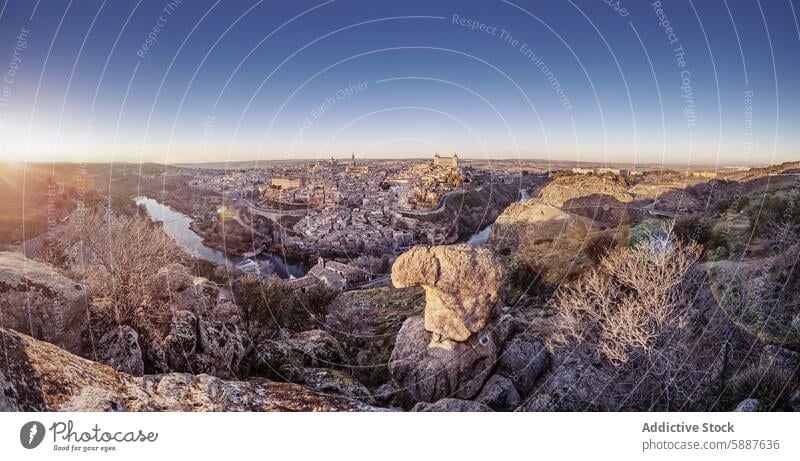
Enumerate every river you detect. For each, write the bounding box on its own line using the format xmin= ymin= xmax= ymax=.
xmin=467 ymin=189 xmax=530 ymax=245
xmin=134 ymin=196 xmax=306 ymax=279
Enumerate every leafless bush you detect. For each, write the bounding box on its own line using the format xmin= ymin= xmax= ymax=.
xmin=58 ymin=208 xmax=186 ymax=326
xmin=551 ymin=225 xmax=708 ymax=409
xmin=553 ymin=229 xmax=702 ymax=363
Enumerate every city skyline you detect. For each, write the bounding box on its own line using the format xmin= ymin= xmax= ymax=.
xmin=0 ymin=0 xmax=798 ymax=165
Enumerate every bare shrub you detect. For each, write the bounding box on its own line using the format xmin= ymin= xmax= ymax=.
xmin=551 ymin=225 xmax=708 ymax=409
xmin=58 ymin=208 xmax=186 ymax=327
xmin=553 ymin=229 xmax=702 ymax=364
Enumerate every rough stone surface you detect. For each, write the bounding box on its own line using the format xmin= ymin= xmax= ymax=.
xmin=522 ymin=351 xmax=613 ymax=411
xmin=391 ymin=245 xmax=505 ymax=342
xmin=735 ymin=398 xmax=760 ymax=412
xmin=251 ymin=329 xmax=347 ymax=378
xmin=0 ymin=251 xmax=88 ymax=353
xmin=285 ymin=330 xmax=348 ymax=368
xmin=163 ymin=310 xmax=198 ymax=372
xmin=388 ymin=315 xmax=499 ymax=403
xmin=412 ymin=398 xmax=493 ymax=412
xmin=496 ymin=335 xmax=551 ymax=396
xmin=280 ymin=366 xmax=373 ymax=403
xmin=160 ymin=310 xmax=247 ymax=378
xmin=372 ymin=383 xmax=400 ymax=407
xmin=0 ymin=328 xmax=382 ymax=411
xmin=475 ymin=374 xmax=521 ymax=411
xmin=195 ymin=318 xmax=247 ymax=378
xmin=169 ymin=277 xmax=219 ymax=317
xmin=97 ymin=326 xmax=144 ymax=376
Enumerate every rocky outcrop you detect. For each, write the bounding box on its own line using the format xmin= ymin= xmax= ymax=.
xmin=391 ymin=244 xmax=505 ymax=343
xmin=248 ymin=329 xmax=374 ymax=402
xmin=388 ymin=316 xmax=503 ymax=403
xmin=411 ymin=398 xmax=493 ymax=412
xmin=475 ymin=374 xmax=521 ymax=411
xmin=147 ymin=264 xmax=219 ymax=317
xmin=522 ymin=351 xmax=614 ymax=411
xmin=157 ymin=309 xmax=247 ymax=379
xmin=0 ymin=251 xmax=88 ymax=353
xmin=280 ymin=366 xmax=373 ymax=403
xmin=539 ymin=173 xmax=634 ymax=208
xmin=496 ymin=335 xmax=551 ymax=397
xmin=0 ymin=328 xmax=381 ymax=412
xmin=251 ymin=329 xmax=347 ymax=377
xmin=97 ymin=326 xmax=144 ymax=376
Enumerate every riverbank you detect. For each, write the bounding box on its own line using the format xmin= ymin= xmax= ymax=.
xmin=135 ymin=196 xmax=307 ymax=279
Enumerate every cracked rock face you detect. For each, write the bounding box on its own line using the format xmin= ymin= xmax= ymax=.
xmin=97 ymin=325 xmax=144 ymax=376
xmin=388 ymin=316 xmax=501 ymax=403
xmin=0 ymin=251 xmax=88 ymax=354
xmin=391 ymin=245 xmax=505 ymax=342
xmin=0 ymin=328 xmax=381 ymax=412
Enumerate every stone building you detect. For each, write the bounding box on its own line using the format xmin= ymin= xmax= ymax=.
xmin=434 ymin=153 xmax=459 ymax=168
xmin=271 ymin=176 xmax=302 ymax=189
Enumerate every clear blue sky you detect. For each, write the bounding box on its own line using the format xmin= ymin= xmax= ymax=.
xmin=0 ymin=0 xmax=798 ymax=166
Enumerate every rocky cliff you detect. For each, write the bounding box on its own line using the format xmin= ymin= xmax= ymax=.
xmin=0 ymin=327 xmax=379 ymax=411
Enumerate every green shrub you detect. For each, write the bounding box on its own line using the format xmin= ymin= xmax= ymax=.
xmin=233 ymin=276 xmax=337 ymax=337
xmin=728 ymin=364 xmax=796 ymax=411
xmin=674 ymin=213 xmax=713 ymax=245
xmin=628 ymin=219 xmax=664 ymax=248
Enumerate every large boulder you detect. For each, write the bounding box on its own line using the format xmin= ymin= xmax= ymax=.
xmin=496 ymin=335 xmax=551 ymax=397
xmin=250 ymin=329 xmax=347 ymax=378
xmin=159 ymin=310 xmax=247 ymax=379
xmin=162 ymin=310 xmax=198 ymax=372
xmin=0 ymin=251 xmax=88 ymax=353
xmin=194 ymin=318 xmax=247 ymax=378
xmin=522 ymin=351 xmax=614 ymax=411
xmin=147 ymin=264 xmax=221 ymax=317
xmin=475 ymin=374 xmax=521 ymax=411
xmin=388 ymin=316 xmax=500 ymax=403
xmin=97 ymin=326 xmax=144 ymax=376
xmin=391 ymin=245 xmax=505 ymax=342
xmin=168 ymin=277 xmax=220 ymax=317
xmin=248 ymin=330 xmax=369 ymax=401
xmin=0 ymin=328 xmax=382 ymax=411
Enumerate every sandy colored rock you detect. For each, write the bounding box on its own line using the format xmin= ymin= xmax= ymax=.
xmin=391 ymin=244 xmax=505 ymax=342
xmin=489 ymin=198 xmax=618 ymax=284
